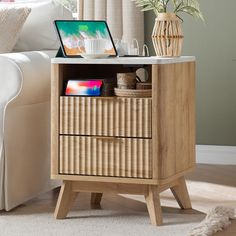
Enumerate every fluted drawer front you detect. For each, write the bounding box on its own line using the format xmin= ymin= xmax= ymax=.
xmin=59 ymin=136 xmax=152 ymax=179
xmin=60 ymin=96 xmax=152 ymax=138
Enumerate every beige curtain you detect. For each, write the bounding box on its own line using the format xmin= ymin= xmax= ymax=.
xmin=77 ymin=0 xmax=144 ymax=47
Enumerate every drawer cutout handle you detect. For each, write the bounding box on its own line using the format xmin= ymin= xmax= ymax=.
xmin=94 ymin=137 xmax=117 ymax=142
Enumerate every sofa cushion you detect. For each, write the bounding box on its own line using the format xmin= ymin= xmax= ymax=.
xmin=13 ymin=0 xmax=73 ymax=52
xmin=0 ymin=6 xmax=31 ymax=53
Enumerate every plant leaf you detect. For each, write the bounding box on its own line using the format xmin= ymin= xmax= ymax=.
xmin=132 ymin=0 xmax=204 ymax=21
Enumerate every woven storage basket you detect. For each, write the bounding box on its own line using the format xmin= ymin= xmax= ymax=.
xmin=114 ymin=88 xmax=152 ymax=97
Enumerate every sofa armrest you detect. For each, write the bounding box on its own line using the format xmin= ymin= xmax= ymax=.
xmin=0 ymin=50 xmax=59 ymax=211
xmin=0 ymin=50 xmax=56 ymax=107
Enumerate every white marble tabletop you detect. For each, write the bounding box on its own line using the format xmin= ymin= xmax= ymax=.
xmin=51 ymin=56 xmax=195 ymax=65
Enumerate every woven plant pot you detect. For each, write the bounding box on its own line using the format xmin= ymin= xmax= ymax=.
xmin=152 ymin=13 xmax=183 ymax=57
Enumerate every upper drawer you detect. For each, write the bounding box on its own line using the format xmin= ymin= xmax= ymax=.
xmin=60 ymin=96 xmax=152 ymax=138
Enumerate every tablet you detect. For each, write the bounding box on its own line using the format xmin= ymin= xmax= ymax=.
xmin=54 ymin=20 xmax=117 ymax=58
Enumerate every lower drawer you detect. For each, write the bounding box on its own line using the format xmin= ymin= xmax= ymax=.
xmin=59 ymin=136 xmax=152 ymax=179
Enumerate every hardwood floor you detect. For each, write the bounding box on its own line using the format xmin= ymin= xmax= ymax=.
xmin=187 ymin=164 xmax=236 ymax=188
xmin=215 ymin=222 xmax=236 ymax=236
xmin=186 ymin=164 xmax=236 ymax=236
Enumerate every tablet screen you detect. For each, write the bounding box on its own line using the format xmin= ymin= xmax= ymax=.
xmin=54 ymin=20 xmax=117 ymax=57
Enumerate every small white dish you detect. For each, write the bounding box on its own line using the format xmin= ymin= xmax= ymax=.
xmin=81 ymin=54 xmax=109 ymax=59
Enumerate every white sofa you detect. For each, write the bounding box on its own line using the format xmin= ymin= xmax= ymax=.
xmin=0 ymin=50 xmax=59 ymax=210
xmin=0 ymin=0 xmax=73 ymax=211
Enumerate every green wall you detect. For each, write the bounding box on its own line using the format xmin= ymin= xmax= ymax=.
xmin=145 ymin=0 xmax=236 ymax=145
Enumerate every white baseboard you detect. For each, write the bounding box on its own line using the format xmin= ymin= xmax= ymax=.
xmin=196 ymin=145 xmax=236 ymax=165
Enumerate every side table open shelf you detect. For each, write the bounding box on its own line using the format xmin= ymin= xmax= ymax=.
xmin=51 ymin=57 xmax=196 ymax=226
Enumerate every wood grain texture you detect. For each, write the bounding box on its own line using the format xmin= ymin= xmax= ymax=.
xmin=188 ymin=63 xmax=196 ymax=168
xmin=60 ymin=97 xmax=152 ymax=138
xmin=170 ymin=176 xmax=192 ymax=209
xmin=59 ymin=136 xmax=152 ymax=179
xmin=54 ymin=181 xmax=78 ymax=219
xmin=51 ymin=64 xmax=62 ymax=176
xmin=72 ymin=181 xmax=148 ymax=195
xmin=52 ymin=167 xmax=194 ymax=186
xmin=51 ymin=174 xmax=157 ymax=185
xmin=145 ymin=185 xmax=162 ymax=226
xmin=152 ymin=64 xmax=159 ymax=180
xmin=152 ymin=62 xmax=196 ymax=180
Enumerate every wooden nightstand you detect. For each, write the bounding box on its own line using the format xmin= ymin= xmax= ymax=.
xmin=51 ymin=57 xmax=196 ymax=226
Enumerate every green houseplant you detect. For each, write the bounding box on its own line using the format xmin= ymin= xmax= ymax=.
xmin=133 ymin=0 xmax=204 ymax=57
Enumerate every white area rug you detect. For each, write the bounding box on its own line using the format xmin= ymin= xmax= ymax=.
xmin=0 ymin=209 xmax=203 ymax=236
xmin=0 ymin=193 xmax=205 ymax=236
xmin=1 ymin=164 xmax=236 ymax=236
xmin=0 ymin=196 xmax=235 ymax=236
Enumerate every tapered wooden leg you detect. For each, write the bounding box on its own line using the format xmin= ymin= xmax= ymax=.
xmin=91 ymin=193 xmax=103 ymax=208
xmin=170 ymin=176 xmax=192 ymax=209
xmin=145 ymin=186 xmax=163 ymax=226
xmin=54 ymin=181 xmax=78 ymax=219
